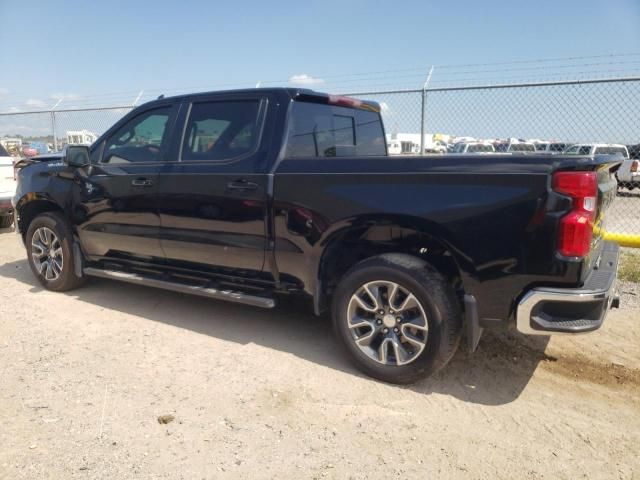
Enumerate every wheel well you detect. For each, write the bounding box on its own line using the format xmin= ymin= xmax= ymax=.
xmin=319 ymin=225 xmax=463 ymax=310
xmin=17 ymin=201 xmax=63 ymax=240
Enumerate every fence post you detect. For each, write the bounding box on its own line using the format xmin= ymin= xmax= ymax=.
xmin=420 ymin=66 xmax=434 ymax=156
xmin=50 ymin=111 xmax=57 ymax=152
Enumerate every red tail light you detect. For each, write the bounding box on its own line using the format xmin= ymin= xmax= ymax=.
xmin=632 ymin=160 xmax=639 ymax=173
xmin=552 ymin=171 xmax=598 ymax=257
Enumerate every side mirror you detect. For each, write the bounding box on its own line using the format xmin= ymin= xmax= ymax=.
xmin=65 ymin=145 xmax=90 ymax=167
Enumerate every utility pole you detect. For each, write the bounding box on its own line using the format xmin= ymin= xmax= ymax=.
xmin=420 ymin=65 xmax=434 ymax=156
xmin=132 ymin=90 xmax=144 ymax=106
xmin=51 ymin=98 xmax=63 ymax=152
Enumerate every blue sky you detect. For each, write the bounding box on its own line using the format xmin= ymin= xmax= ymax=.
xmin=1 ymin=0 xmax=639 ymax=110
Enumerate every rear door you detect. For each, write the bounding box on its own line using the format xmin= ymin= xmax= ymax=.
xmin=156 ymin=93 xmax=274 ymax=272
xmin=74 ymin=103 xmax=178 ymax=261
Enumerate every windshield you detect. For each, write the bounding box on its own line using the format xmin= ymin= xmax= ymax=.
xmin=0 ymin=144 xmax=10 ymax=157
xmin=594 ymin=146 xmax=629 ymax=158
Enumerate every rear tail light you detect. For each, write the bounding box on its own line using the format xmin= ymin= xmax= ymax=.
xmin=552 ymin=171 xmax=598 ymax=257
xmin=632 ymin=160 xmax=639 ymax=173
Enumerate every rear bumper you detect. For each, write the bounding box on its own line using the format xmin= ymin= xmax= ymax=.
xmin=516 ymin=241 xmax=619 ymax=335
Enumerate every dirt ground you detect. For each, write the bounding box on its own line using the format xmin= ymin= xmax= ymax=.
xmin=0 ymin=227 xmax=638 ymax=480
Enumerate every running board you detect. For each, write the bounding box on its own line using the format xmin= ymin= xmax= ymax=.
xmin=83 ymin=267 xmax=276 ymax=309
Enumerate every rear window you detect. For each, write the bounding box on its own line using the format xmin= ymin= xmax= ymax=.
xmin=549 ymin=143 xmax=568 ymax=152
xmin=509 ymin=143 xmax=535 ymax=152
xmin=285 ymin=101 xmax=386 ymax=158
xmin=0 ymin=144 xmax=9 ymax=156
xmin=594 ymin=146 xmax=629 ymax=158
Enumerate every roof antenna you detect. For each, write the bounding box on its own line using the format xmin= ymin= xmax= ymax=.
xmin=157 ymin=94 xmax=165 ymax=99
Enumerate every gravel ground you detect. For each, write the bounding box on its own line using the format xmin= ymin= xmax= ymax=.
xmin=0 ymin=227 xmax=639 ymax=479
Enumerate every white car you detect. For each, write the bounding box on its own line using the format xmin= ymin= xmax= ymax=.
xmin=450 ymin=142 xmax=496 ymax=154
xmin=534 ymin=141 xmax=571 ymax=153
xmin=563 ymin=143 xmax=629 ymax=158
xmin=616 ymin=158 xmax=640 ymax=189
xmin=494 ymin=140 xmax=537 ymax=153
xmin=562 ymin=144 xmax=635 ymax=189
xmin=0 ymin=143 xmax=16 ymax=228
xmin=507 ymin=142 xmax=536 ymax=153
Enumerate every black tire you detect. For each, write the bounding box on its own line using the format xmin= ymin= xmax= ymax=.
xmin=332 ymin=253 xmax=462 ymax=384
xmin=0 ymin=215 xmax=13 ymax=228
xmin=25 ymin=212 xmax=86 ymax=291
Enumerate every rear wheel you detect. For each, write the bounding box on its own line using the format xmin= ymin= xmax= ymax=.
xmin=26 ymin=212 xmax=86 ymax=291
xmin=0 ymin=215 xmax=13 ymax=228
xmin=332 ymin=253 xmax=462 ymax=384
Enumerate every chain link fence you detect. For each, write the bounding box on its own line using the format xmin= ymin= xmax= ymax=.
xmin=1 ymin=77 xmax=639 ymax=245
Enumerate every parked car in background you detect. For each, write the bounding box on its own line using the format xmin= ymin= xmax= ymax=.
xmin=563 ymin=144 xmax=633 ymax=191
xmin=450 ymin=142 xmax=495 ymax=153
xmin=626 ymin=144 xmax=640 ymax=159
xmin=563 ymin=143 xmax=629 ymax=158
xmin=534 ymin=141 xmax=571 ymax=153
xmin=424 ymin=140 xmax=447 ymax=154
xmin=21 ymin=144 xmax=39 ymax=157
xmin=494 ymin=140 xmax=536 ymax=153
xmin=0 ymin=143 xmax=16 ymax=228
xmin=616 ymin=157 xmax=640 ymax=190
xmin=507 ymin=142 xmax=536 ymax=153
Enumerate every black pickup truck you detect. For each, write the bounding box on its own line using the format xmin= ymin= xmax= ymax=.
xmin=12 ymin=88 xmax=620 ymax=383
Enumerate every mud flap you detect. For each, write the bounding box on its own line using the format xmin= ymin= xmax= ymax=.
xmin=464 ymin=294 xmax=483 ymax=352
xmin=73 ymin=240 xmax=84 ymax=278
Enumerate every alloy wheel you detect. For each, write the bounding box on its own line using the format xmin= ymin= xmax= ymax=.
xmin=31 ymin=227 xmax=64 ymax=281
xmin=347 ymin=280 xmax=428 ymax=366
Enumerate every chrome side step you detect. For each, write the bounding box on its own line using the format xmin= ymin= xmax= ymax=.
xmin=83 ymin=267 xmax=276 ymax=309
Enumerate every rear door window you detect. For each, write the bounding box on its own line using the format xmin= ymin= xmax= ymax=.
xmin=181 ymin=100 xmax=261 ymax=161
xmin=285 ymin=102 xmax=386 ymax=157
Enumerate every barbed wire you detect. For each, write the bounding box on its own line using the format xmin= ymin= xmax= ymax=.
xmin=2 ymin=53 xmax=640 ymax=113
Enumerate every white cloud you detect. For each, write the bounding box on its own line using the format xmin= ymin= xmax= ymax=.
xmin=50 ymin=93 xmax=82 ymax=102
xmin=26 ymin=98 xmax=47 ymax=108
xmin=288 ymin=74 xmax=325 ymax=86
xmin=5 ymin=106 xmax=21 ymax=113
xmin=0 ymin=88 xmax=8 ymax=100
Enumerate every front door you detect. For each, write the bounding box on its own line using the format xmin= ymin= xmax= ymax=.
xmin=74 ymin=104 xmax=178 ymax=262
xmin=156 ymin=95 xmax=272 ymax=273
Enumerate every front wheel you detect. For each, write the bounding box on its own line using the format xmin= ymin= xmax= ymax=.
xmin=26 ymin=212 xmax=86 ymax=291
xmin=332 ymin=253 xmax=462 ymax=384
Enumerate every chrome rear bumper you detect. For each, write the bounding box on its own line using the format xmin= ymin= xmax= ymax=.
xmin=516 ymin=242 xmax=619 ymax=335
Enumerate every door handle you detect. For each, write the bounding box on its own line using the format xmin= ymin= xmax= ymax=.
xmin=131 ymin=178 xmax=153 ymax=187
xmin=227 ymin=180 xmax=258 ymax=191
